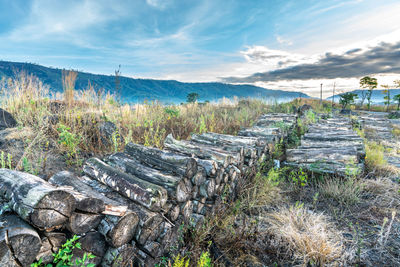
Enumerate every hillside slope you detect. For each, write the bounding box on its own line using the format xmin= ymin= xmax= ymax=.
xmin=0 ymin=61 xmax=309 ymax=103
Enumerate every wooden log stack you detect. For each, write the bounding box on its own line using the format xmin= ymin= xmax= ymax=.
xmin=0 ymin=112 xmax=306 ymax=266
xmin=285 ymin=117 xmax=365 ymax=175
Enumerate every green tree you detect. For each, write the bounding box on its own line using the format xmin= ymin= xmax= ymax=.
xmin=339 ymin=92 xmax=358 ymax=109
xmin=394 ymin=94 xmax=400 ymax=111
xmin=186 ymin=92 xmax=199 ymax=103
xmin=382 ymin=84 xmax=391 ymax=112
xmin=359 ymin=76 xmax=378 ymax=110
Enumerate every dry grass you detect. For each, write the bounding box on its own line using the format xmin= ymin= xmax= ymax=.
xmin=318 ymin=177 xmax=362 ymax=206
xmin=263 ymin=204 xmax=344 ymax=266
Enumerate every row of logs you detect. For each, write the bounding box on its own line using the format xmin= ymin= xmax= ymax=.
xmin=0 ymin=113 xmax=296 ymax=266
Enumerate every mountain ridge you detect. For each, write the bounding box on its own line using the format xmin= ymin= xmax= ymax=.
xmin=0 ymin=60 xmax=309 ymax=103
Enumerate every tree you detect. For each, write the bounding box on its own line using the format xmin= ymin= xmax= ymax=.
xmin=382 ymin=84 xmax=391 ymax=112
xmin=187 ymin=92 xmax=199 ymax=103
xmin=359 ymin=76 xmax=377 ymax=110
xmin=394 ymin=94 xmax=400 ymax=111
xmin=339 ymin=92 xmax=358 ymax=109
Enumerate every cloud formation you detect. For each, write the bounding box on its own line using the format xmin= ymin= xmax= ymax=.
xmin=224 ymin=41 xmax=400 ymax=83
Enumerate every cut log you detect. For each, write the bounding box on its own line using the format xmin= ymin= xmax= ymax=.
xmin=181 ymin=200 xmax=193 ymax=223
xmin=164 ymin=134 xmax=241 ymax=167
xmin=72 ymin=231 xmax=107 ymax=266
xmin=199 ymin=179 xmax=216 ymax=199
xmin=125 ymin=142 xmax=198 ymax=179
xmin=98 ymin=212 xmax=139 ymax=248
xmin=286 ymin=147 xmax=359 ymax=163
xmin=79 ymin=176 xmax=164 ymax=246
xmin=106 ymin=153 xmax=191 ymax=203
xmin=102 ymin=244 xmax=136 ymax=267
xmin=191 ymin=167 xmax=207 ymax=186
xmin=142 ymin=240 xmax=162 ymax=258
xmin=83 ymin=158 xmax=168 ymax=212
xmin=196 ymin=159 xmax=217 ymax=177
xmin=238 ymin=127 xmax=280 ymax=142
xmin=0 ymin=214 xmax=41 ymax=267
xmin=189 ymin=213 xmax=205 ymax=230
xmin=67 ymin=212 xmax=104 ymax=235
xmin=0 ymin=169 xmax=75 ymax=230
xmin=35 ymin=232 xmax=66 ymax=265
xmin=48 ymin=171 xmax=105 ymax=213
xmin=167 ymin=205 xmax=180 ymax=222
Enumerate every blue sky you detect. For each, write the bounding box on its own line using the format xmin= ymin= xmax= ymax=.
xmin=1 ymin=0 xmax=400 ymax=96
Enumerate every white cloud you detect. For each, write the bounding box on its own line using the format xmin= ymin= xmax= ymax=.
xmin=276 ymin=35 xmax=293 ymax=46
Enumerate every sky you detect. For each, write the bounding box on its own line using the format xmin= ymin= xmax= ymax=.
xmin=0 ymin=0 xmax=400 ymax=97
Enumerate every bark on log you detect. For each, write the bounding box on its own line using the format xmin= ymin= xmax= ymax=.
xmin=125 ymin=142 xmax=198 ymax=179
xmin=286 ymin=147 xmax=359 ymax=163
xmin=47 ymin=173 xmax=139 ymax=247
xmin=181 ymin=200 xmax=193 ymax=223
xmin=72 ymin=231 xmax=107 ymax=266
xmin=196 ymin=159 xmax=217 ymax=177
xmin=0 ymin=214 xmax=41 ymax=267
xmin=106 ymin=153 xmax=191 ymax=203
xmin=142 ymin=240 xmax=162 ymax=258
xmin=102 ymin=244 xmax=136 ymax=267
xmin=83 ymin=158 xmax=168 ymax=212
xmin=199 ymin=178 xmax=216 ymax=199
xmin=0 ymin=169 xmax=75 ymax=230
xmin=79 ymin=176 xmax=164 ymax=246
xmin=167 ymin=205 xmax=180 ymax=222
xmin=35 ymin=232 xmax=66 ymax=265
xmin=164 ymin=134 xmax=241 ymax=167
xmin=48 ymin=171 xmax=105 ymax=213
xmin=238 ymin=127 xmax=280 ymax=142
xmin=67 ymin=212 xmax=104 ymax=235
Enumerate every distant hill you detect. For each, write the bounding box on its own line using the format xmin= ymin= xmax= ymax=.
xmin=328 ymin=89 xmax=400 ymax=105
xmin=0 ymin=61 xmax=309 ymax=103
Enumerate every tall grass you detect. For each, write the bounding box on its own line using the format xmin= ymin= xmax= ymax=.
xmin=0 ymin=72 xmax=284 ymax=165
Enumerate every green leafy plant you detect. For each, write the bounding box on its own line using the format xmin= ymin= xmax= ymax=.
xmin=57 ymin=124 xmax=81 ymax=165
xmin=289 ymin=167 xmax=308 ymax=187
xmin=197 ymin=251 xmax=213 ymax=267
xmin=360 ymin=76 xmax=378 ymax=109
xmin=394 ymin=94 xmax=400 ymax=111
xmin=31 ymin=235 xmax=95 ymax=267
xmin=339 ymin=92 xmax=358 ymax=109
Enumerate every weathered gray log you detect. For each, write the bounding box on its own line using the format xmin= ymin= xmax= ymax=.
xmin=0 ymin=169 xmax=75 ymax=230
xmin=67 ymin=212 xmax=104 ymax=234
xmin=190 ymin=134 xmax=245 ymax=160
xmin=142 ymin=240 xmax=162 ymax=258
xmin=125 ymin=142 xmax=198 ymax=179
xmin=199 ymin=178 xmax=216 ymax=199
xmin=47 ymin=173 xmax=140 ymax=247
xmin=0 ymin=214 xmax=41 ymax=267
xmin=164 ymin=134 xmax=241 ymax=167
xmin=106 ymin=153 xmax=191 ymax=203
xmin=79 ymin=176 xmax=164 ymax=246
xmin=303 ymin=133 xmax=362 ymax=142
xmin=167 ymin=204 xmax=180 ymax=222
xmin=102 ymin=244 xmax=136 ymax=267
xmin=181 ymin=200 xmax=193 ymax=223
xmin=48 ymin=171 xmax=105 ymax=213
xmin=286 ymin=147 xmax=359 ymax=163
xmin=83 ymin=158 xmax=168 ymax=212
xmin=238 ymin=127 xmax=280 ymax=142
xmin=35 ymin=232 xmax=66 ymax=265
xmin=196 ymin=159 xmax=218 ymax=177
xmin=189 ymin=213 xmax=205 ymax=230
xmin=191 ymin=166 xmax=207 ymax=186
xmin=72 ymin=232 xmax=107 ymax=266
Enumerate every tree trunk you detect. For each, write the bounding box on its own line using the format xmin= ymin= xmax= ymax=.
xmin=0 ymin=169 xmax=75 ymax=230
xmin=72 ymin=231 xmax=107 ymax=266
xmin=102 ymin=244 xmax=136 ymax=267
xmin=83 ymin=158 xmax=168 ymax=212
xmin=106 ymin=153 xmax=191 ymax=203
xmin=36 ymin=232 xmax=66 ymax=265
xmin=0 ymin=214 xmax=41 ymax=267
xmin=67 ymin=212 xmax=104 ymax=235
xmin=48 ymin=171 xmax=105 ymax=213
xmin=79 ymin=176 xmax=165 ymax=246
xmin=125 ymin=142 xmax=198 ymax=179
xmin=164 ymin=134 xmax=241 ymax=167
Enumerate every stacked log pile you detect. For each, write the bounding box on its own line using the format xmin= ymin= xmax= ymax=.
xmin=285 ymin=117 xmax=365 ymax=175
xmin=358 ymin=111 xmax=400 ymax=170
xmin=0 ymin=113 xmax=297 ymax=266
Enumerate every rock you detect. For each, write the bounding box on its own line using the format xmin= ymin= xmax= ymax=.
xmin=298 ymin=104 xmax=312 ymax=116
xmin=388 ymin=111 xmax=400 ymax=119
xmin=98 ymin=121 xmax=123 ymax=146
xmin=0 ymin=108 xmax=17 ymax=129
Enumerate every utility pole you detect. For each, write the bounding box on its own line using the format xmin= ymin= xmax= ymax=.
xmin=320 ymin=83 xmax=323 ymax=105
xmin=332 ymin=82 xmax=336 ymax=107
